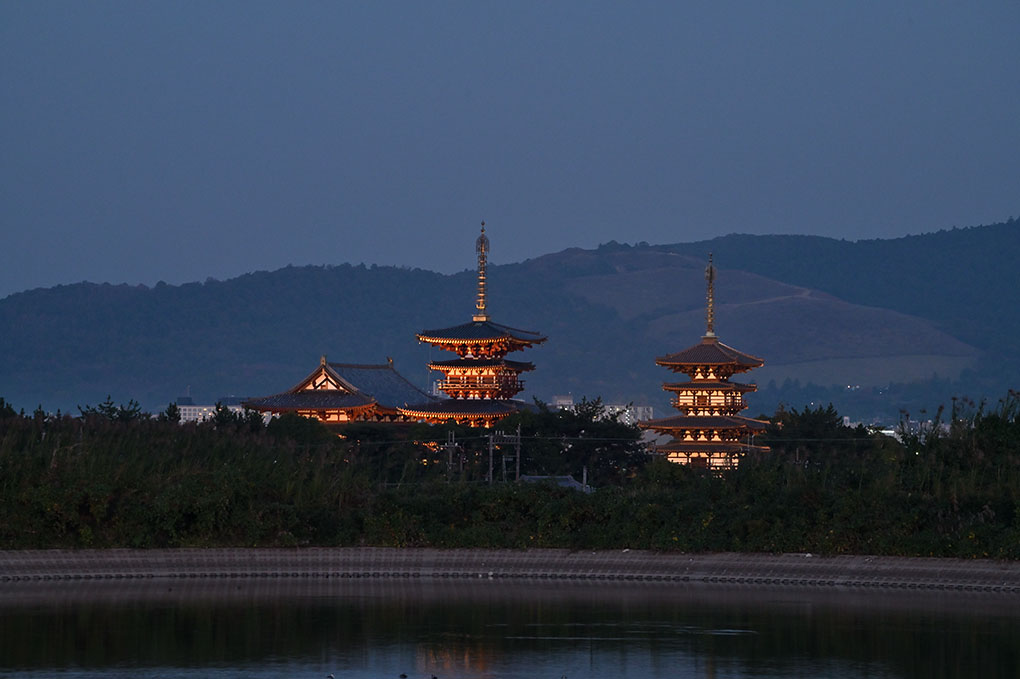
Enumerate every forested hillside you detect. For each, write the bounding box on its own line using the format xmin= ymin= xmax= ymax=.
xmin=666 ymin=218 xmax=1020 ymax=354
xmin=0 ymin=218 xmax=1015 ymax=421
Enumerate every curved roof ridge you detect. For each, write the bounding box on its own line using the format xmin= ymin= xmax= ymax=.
xmin=713 ymin=339 xmax=764 ymax=364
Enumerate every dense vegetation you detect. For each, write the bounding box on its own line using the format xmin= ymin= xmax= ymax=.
xmin=1 ymin=393 xmax=1018 ymax=557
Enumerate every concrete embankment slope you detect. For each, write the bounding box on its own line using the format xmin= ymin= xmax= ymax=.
xmin=2 ymin=548 xmax=1018 ymax=593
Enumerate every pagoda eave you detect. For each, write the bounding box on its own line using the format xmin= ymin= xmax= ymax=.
xmin=397 ymin=398 xmax=521 ymax=427
xmin=640 ymin=415 xmax=769 ymax=431
xmin=654 ymin=441 xmax=771 ymax=454
xmin=662 ymin=381 xmax=757 ymax=393
xmin=428 ymin=358 xmax=535 ymax=372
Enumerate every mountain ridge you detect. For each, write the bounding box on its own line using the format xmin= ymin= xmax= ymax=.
xmin=1 ymin=218 xmax=1015 ymax=421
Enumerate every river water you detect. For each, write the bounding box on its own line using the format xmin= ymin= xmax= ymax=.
xmin=1 ymin=579 xmax=1017 ymax=678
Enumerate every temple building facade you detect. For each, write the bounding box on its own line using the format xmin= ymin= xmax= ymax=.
xmin=244 ymin=356 xmax=434 ymax=425
xmin=398 ymin=224 xmax=547 ymax=427
xmin=639 ymin=255 xmax=769 ymax=469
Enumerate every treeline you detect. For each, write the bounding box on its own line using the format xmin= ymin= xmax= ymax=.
xmin=1 ymin=394 xmax=1018 ymax=557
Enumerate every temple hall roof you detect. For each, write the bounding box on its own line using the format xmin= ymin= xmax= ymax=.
xmin=245 ymin=361 xmax=435 ymax=412
xmin=417 ymin=320 xmax=546 ymax=345
xmin=328 ymin=362 xmax=435 ymax=408
xmin=244 ymin=391 xmax=374 ymax=411
xmin=656 ymin=336 xmax=763 ymax=368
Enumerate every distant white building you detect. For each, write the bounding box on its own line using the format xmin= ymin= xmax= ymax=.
xmin=547 ymin=394 xmax=653 ymax=425
xmin=603 ymin=403 xmax=655 ymax=425
xmin=175 ymin=396 xmax=252 ymax=423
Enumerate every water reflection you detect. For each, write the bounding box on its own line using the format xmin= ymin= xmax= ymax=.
xmin=1 ymin=579 xmax=1017 ymax=678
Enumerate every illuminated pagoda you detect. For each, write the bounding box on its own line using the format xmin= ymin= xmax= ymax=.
xmin=639 ymin=255 xmax=769 ymax=469
xmin=244 ymin=356 xmax=434 ymax=425
xmin=398 ymin=224 xmax=547 ymax=427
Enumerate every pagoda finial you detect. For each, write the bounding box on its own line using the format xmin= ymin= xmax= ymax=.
xmin=473 ymin=221 xmax=490 ymax=322
xmin=704 ymin=253 xmax=716 ymax=338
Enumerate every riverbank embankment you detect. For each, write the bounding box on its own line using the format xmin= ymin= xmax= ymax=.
xmin=2 ymin=548 xmax=1019 ymax=593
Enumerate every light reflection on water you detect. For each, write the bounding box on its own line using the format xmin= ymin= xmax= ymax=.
xmin=1 ymin=579 xmax=1017 ymax=678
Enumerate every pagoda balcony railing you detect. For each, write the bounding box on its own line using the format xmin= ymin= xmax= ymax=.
xmin=438 ymin=378 xmax=524 ymax=392
xmin=671 ymin=395 xmax=746 ymax=411
xmin=441 ymin=390 xmax=522 ymax=401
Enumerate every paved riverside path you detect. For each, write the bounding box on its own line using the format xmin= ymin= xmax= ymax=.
xmin=1 ymin=549 xmax=1018 ymax=592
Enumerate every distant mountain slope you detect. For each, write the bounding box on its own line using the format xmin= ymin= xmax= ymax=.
xmin=497 ymin=248 xmax=977 ymax=399
xmin=662 ymin=217 xmax=1020 ymax=353
xmin=0 ymin=219 xmax=1014 ymax=420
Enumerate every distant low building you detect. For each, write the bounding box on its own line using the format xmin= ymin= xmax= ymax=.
xmin=175 ymin=395 xmax=251 ymax=423
xmin=604 ymin=404 xmax=654 ymax=425
xmin=547 ymin=394 xmax=653 ymax=425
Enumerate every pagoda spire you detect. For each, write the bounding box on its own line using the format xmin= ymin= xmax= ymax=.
xmin=704 ymin=253 xmax=716 ymax=338
xmin=473 ymin=221 xmax=490 ymax=322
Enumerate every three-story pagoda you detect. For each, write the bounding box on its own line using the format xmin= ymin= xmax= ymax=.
xmin=639 ymin=255 xmax=769 ymax=469
xmin=398 ymin=224 xmax=547 ymax=427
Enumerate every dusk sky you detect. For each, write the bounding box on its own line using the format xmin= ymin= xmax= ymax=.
xmin=2 ymin=2 xmax=1018 ymax=298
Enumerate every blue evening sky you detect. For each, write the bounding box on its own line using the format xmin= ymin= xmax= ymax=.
xmin=2 ymin=1 xmax=1018 ymax=297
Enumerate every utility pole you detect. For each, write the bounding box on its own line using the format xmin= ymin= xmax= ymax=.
xmin=515 ymin=423 xmax=521 ymax=482
xmin=487 ymin=433 xmax=494 ymax=484
xmin=491 ymin=427 xmax=523 ymax=483
xmin=443 ymin=430 xmax=460 ymax=482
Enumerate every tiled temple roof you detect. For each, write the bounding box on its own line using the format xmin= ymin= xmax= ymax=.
xmin=328 ymin=362 xmax=435 ymax=408
xmin=245 ymin=361 xmax=434 ymax=412
xmin=244 ymin=391 xmax=374 ymax=411
xmin=656 ymin=336 xmax=763 ymax=368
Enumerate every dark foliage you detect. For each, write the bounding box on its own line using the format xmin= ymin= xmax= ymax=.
xmin=1 ymin=392 xmax=1018 ymax=557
